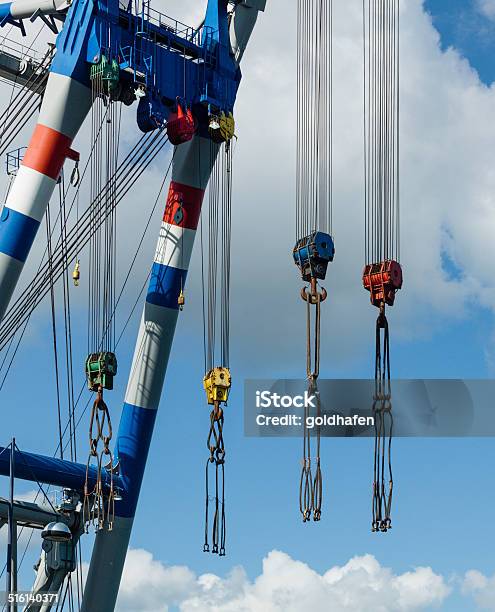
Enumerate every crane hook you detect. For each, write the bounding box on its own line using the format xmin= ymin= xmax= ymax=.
xmin=301 ymin=283 xmax=327 ymax=304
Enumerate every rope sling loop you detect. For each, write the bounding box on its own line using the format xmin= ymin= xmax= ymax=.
xmin=204 ymin=395 xmax=227 ymax=555
xmin=83 ymin=385 xmax=115 ymax=532
xmin=371 ymin=304 xmax=393 ymax=532
xmin=299 ymin=288 xmax=324 ymax=522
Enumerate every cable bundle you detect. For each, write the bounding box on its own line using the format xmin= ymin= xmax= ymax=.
xmin=363 ymin=0 xmax=400 ymax=266
xmin=294 ymin=0 xmax=333 ymax=524
xmin=296 ymin=0 xmax=332 ymax=239
xmin=363 ymin=0 xmax=401 ymax=533
xmin=202 ymin=141 xmax=233 ymax=556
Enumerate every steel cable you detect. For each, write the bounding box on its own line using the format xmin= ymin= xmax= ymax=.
xmin=363 ymin=0 xmax=399 ymax=534
xmin=202 ymin=141 xmax=232 ymax=556
xmin=0 ymin=131 xmax=168 ymax=349
xmin=295 ymin=0 xmax=332 ymax=524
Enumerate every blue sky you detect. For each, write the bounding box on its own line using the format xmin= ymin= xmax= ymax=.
xmin=425 ymin=0 xmax=495 ymax=84
xmin=1 ymin=0 xmax=495 ymax=610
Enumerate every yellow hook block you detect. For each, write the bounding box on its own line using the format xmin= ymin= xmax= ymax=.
xmin=219 ymin=112 xmax=235 ymax=142
xmin=209 ymin=112 xmax=236 ymax=143
xmin=203 ymin=367 xmax=232 ymax=405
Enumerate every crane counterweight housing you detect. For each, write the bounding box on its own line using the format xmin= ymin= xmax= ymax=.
xmin=293 ymin=230 xmax=335 ymax=282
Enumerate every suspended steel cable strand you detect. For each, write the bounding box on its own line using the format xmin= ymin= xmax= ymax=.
xmin=202 ymin=140 xmax=233 ymax=556
xmin=0 ymin=130 xmax=169 ymax=350
xmin=0 ymin=128 xmax=154 ymax=344
xmin=293 ymin=0 xmax=333 ymax=524
xmin=362 ymin=0 xmax=402 ymax=534
xmin=46 ymin=177 xmax=83 ymax=608
xmin=0 ymin=34 xmax=199 ymax=612
xmin=2 ymin=146 xmax=176 ymax=477
xmin=0 ymin=105 xmax=112 ymax=388
xmin=0 ymin=118 xmax=173 ymax=596
xmin=45 ymin=200 xmax=65 ymax=461
xmin=0 ymin=128 xmax=169 ymax=416
xmin=83 ymin=66 xmax=124 ymax=533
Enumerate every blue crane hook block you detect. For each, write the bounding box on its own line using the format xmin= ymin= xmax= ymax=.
xmin=293 ymin=231 xmax=335 ymax=282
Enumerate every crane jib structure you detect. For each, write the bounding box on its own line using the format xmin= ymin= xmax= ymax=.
xmin=0 ymin=0 xmax=266 ymax=610
xmin=0 ymin=0 xmax=240 ymax=113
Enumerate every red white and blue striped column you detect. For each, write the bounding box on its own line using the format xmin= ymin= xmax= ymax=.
xmin=0 ymin=72 xmax=90 ymax=322
xmin=82 ymin=135 xmax=218 ymax=612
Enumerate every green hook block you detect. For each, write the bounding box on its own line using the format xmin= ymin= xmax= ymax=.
xmin=85 ymin=352 xmax=118 ymax=392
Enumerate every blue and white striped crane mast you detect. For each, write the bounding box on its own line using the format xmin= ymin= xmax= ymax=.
xmin=0 ymin=0 xmax=266 ymax=609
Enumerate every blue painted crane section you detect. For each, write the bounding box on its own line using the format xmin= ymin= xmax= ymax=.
xmin=0 ymin=446 xmax=123 ymax=494
xmin=51 ymin=0 xmax=240 ymax=125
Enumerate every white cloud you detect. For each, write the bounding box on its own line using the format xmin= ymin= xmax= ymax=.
xmin=116 ymin=548 xmax=196 ymax=612
xmin=114 ymin=548 xmax=451 ymax=612
xmin=463 ymin=570 xmax=495 ymax=611
xmin=477 ymin=0 xmax=495 ymax=20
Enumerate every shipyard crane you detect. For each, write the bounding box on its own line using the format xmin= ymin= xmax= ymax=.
xmin=0 ymin=0 xmax=266 ymax=609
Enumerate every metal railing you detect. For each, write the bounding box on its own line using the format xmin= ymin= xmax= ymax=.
xmin=0 ymin=37 xmax=43 ymax=64
xmin=118 ymin=0 xmax=209 ymax=45
xmin=5 ymin=147 xmax=26 ymax=176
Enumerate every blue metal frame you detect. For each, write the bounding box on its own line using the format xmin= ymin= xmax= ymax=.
xmin=0 ymin=446 xmax=123 ymax=494
xmin=50 ymin=0 xmax=240 ymax=118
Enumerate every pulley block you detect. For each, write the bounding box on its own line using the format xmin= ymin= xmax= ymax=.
xmin=363 ymin=260 xmax=403 ymax=307
xmin=137 ymin=93 xmax=167 ymax=133
xmin=293 ymin=231 xmax=335 ymax=282
xmin=90 ymin=55 xmax=120 ymax=95
xmin=85 ymin=352 xmax=118 ymax=392
xmin=167 ymin=100 xmax=196 ymax=145
xmin=208 ymin=112 xmax=235 ymax=143
xmin=203 ymin=367 xmax=231 ymax=405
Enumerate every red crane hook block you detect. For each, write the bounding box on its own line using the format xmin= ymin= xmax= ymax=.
xmin=363 ymin=260 xmax=403 ymax=307
xmin=167 ymin=99 xmax=196 ymax=146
